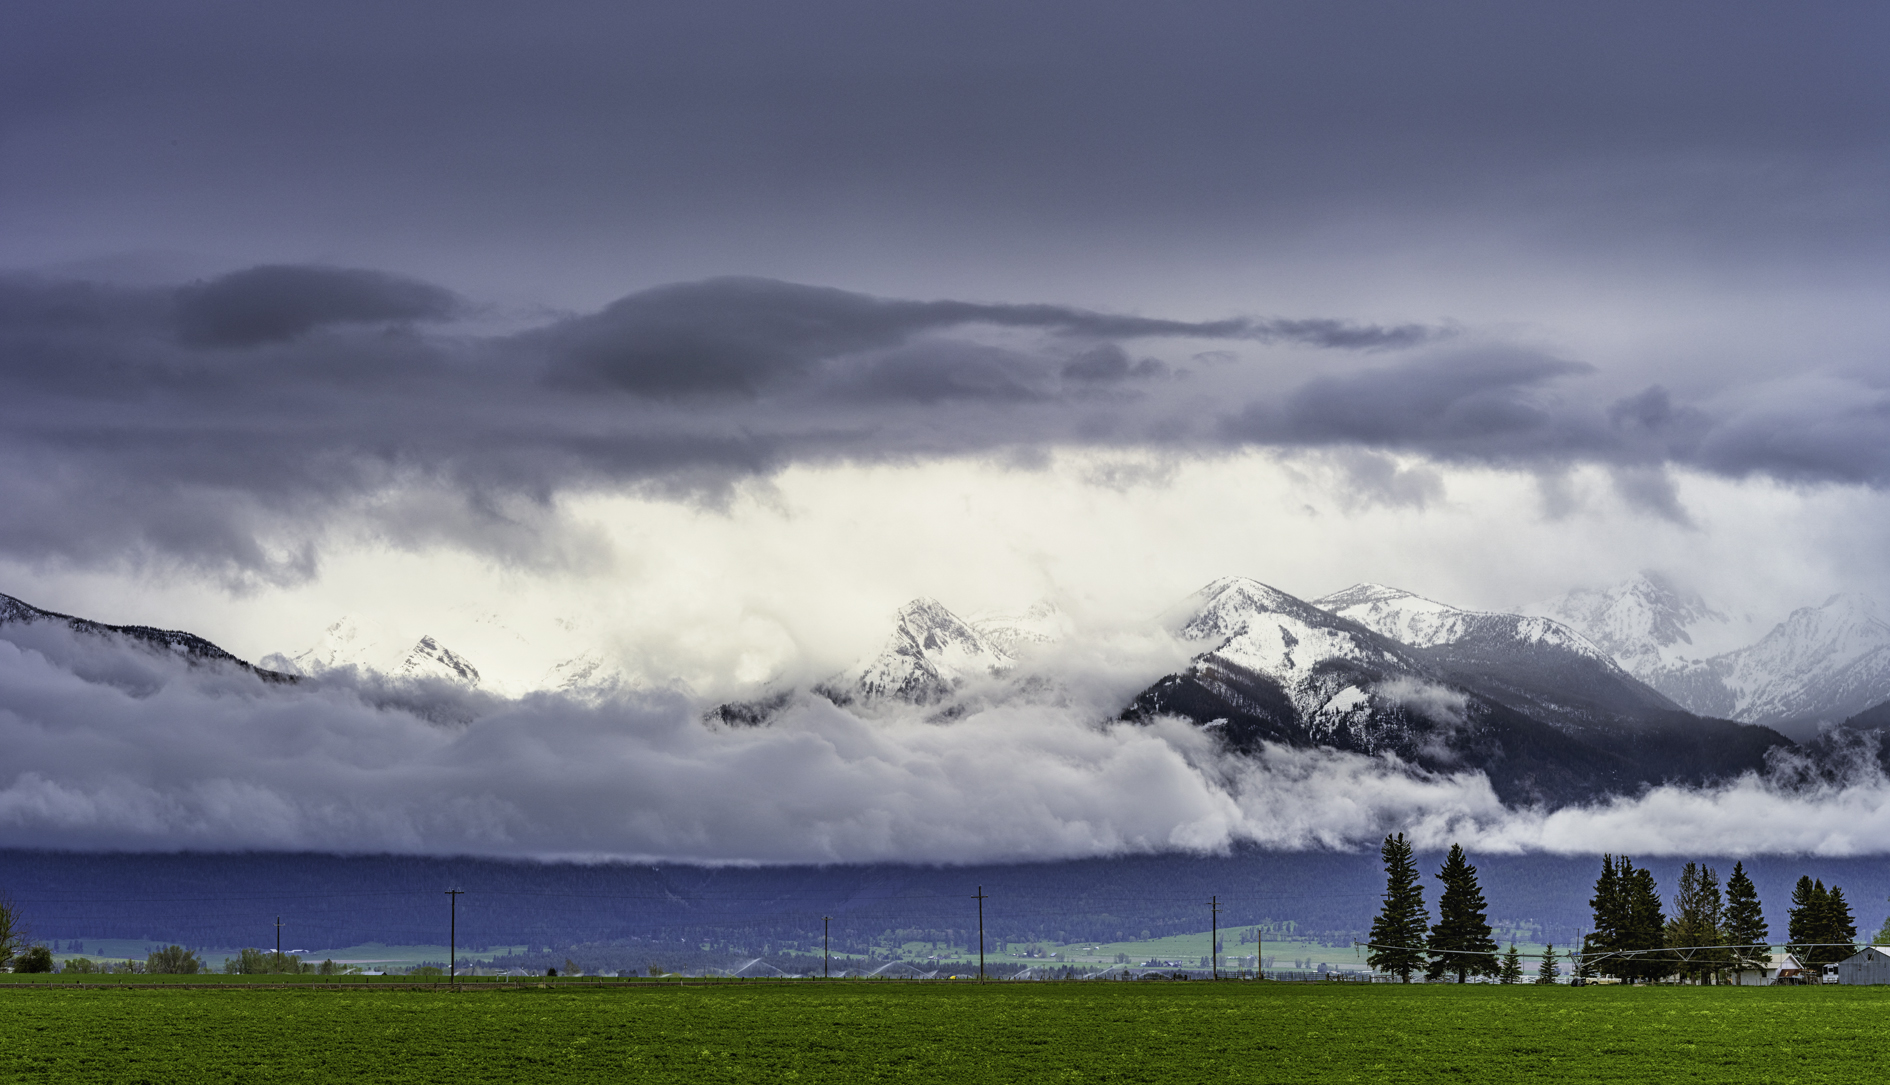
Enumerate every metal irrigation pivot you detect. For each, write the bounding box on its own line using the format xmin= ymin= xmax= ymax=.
xmin=973 ymin=886 xmax=988 ymax=983
xmin=823 ymin=916 xmax=832 ymax=979
xmin=446 ymin=889 xmax=465 ymax=986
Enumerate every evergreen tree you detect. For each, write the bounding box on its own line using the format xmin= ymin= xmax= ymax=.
xmin=1722 ymin=861 xmax=1769 ymax=972
xmin=1822 ymin=885 xmax=1858 ymax=967
xmin=1788 ymin=876 xmax=1828 ymax=967
xmin=1498 ymin=943 xmax=1524 ymax=984
xmin=1426 ymin=843 xmax=1498 ymax=983
xmin=1664 ymin=862 xmax=1726 ymax=983
xmin=1582 ymin=856 xmax=1626 ymax=976
xmin=1366 ymin=833 xmax=1430 ymax=982
xmin=1622 ymin=862 xmax=1672 ymax=982
xmin=1536 ymin=944 xmax=1560 ymax=985
xmin=1587 ymin=856 xmax=1668 ymax=981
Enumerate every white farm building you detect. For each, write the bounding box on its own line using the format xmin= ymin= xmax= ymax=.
xmin=1836 ymin=946 xmax=1890 ymax=986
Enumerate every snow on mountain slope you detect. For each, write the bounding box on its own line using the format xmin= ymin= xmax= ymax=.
xmin=970 ymin=599 xmax=1068 ymax=657
xmin=263 ymin=615 xmax=394 ymax=676
xmin=1650 ymin=594 xmax=1890 ymax=730
xmin=540 ymin=648 xmax=632 ymax=696
xmin=825 ymin=598 xmax=1015 ymax=706
xmin=1315 ymin=583 xmax=1683 ymax=727
xmin=1317 ymin=584 xmax=1618 ymax=664
xmin=264 ymin=614 xmax=483 ymax=688
xmin=1146 ymin=576 xmax=1440 ymax=744
xmin=1127 ymin=577 xmax=1786 ymax=805
xmin=1525 ymin=571 xmax=1732 ymax=677
xmin=396 ymin=635 xmax=482 ymax=686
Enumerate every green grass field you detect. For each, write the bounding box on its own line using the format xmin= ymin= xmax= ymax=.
xmin=4 ymin=980 xmax=1889 ymax=1082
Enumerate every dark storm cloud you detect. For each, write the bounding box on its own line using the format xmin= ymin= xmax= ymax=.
xmin=538 ymin=277 xmax=1432 ymax=397
xmin=4 ymin=2 xmax=1885 ymax=280
xmin=2 ymin=265 xmax=1890 ymax=581
xmin=1222 ymin=350 xmax=1601 ymax=459
xmin=174 ymin=266 xmax=459 ymax=347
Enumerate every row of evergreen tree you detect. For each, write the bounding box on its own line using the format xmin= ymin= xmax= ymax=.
xmin=1366 ymin=834 xmax=1864 ymax=983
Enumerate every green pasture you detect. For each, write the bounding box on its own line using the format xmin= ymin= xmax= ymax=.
xmin=5 ymin=979 xmax=1890 ymax=1082
xmin=45 ymin=942 xmax=531 ymax=976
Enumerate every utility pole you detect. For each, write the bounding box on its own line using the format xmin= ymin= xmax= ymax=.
xmin=973 ymin=886 xmax=988 ymax=983
xmin=823 ymin=916 xmax=832 ymax=979
xmin=445 ymin=889 xmax=464 ymax=987
xmin=1208 ymin=897 xmax=1221 ymax=980
xmin=275 ymin=916 xmax=283 ymax=972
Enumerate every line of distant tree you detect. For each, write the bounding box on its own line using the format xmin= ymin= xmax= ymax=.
xmin=1366 ymin=833 xmax=1868 ymax=984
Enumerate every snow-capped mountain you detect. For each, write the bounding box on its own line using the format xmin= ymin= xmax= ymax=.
xmin=1124 ymin=577 xmax=1785 ymax=804
xmin=1646 ymin=594 xmax=1890 ymax=735
xmin=969 ymin=599 xmax=1068 ymax=657
xmin=1321 ymin=583 xmax=1611 ymax=662
xmin=263 ymin=615 xmax=388 ymax=676
xmin=396 ymin=635 xmax=482 ymax=685
xmin=1526 ymin=574 xmax=1890 ymax=735
xmin=1525 ymin=571 xmax=1731 ymax=678
xmin=263 ymin=615 xmax=483 ymax=688
xmin=5 ymin=580 xmax=1822 ymax=809
xmin=1315 ymin=583 xmax=1682 ymax=732
xmin=1152 ymin=576 xmax=1429 ymax=732
xmin=822 ymin=598 xmax=1015 ymax=707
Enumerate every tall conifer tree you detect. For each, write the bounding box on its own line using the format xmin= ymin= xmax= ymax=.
xmin=1587 ymin=856 xmax=1668 ymax=981
xmin=1788 ymin=876 xmax=1827 ymax=967
xmin=1722 ymin=861 xmax=1768 ymax=973
xmin=1622 ymin=862 xmax=1671 ymax=982
xmin=1426 ymin=843 xmax=1497 ymax=983
xmin=1665 ymin=862 xmax=1726 ymax=983
xmin=1823 ymin=885 xmax=1858 ymax=967
xmin=1584 ymin=855 xmax=1627 ymax=978
xmin=1366 ymin=833 xmax=1429 ymax=982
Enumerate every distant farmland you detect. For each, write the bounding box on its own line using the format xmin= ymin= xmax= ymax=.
xmin=6 ymin=980 xmax=1890 ymax=1082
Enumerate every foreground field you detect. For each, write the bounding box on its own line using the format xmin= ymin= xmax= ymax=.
xmin=4 ymin=981 xmax=1888 ymax=1083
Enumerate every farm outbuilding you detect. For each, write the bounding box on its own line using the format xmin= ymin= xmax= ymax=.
xmin=1730 ymin=953 xmax=1805 ymax=986
xmin=1836 ymin=947 xmax=1890 ymax=986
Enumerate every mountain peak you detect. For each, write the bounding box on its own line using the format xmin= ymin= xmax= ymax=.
xmin=832 ymin=597 xmax=1013 ymax=706
xmin=1313 ymin=583 xmax=1444 ymax=611
xmin=397 ymin=635 xmax=482 ymax=686
xmin=1525 ymin=570 xmax=1729 ymax=676
xmin=1169 ymin=577 xmax=1320 ymax=642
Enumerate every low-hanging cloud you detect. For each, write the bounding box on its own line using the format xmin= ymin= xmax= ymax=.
xmin=535 ymin=276 xmax=1435 ymax=397
xmin=7 ymin=624 xmax=1890 ymax=862
xmin=3 ymin=265 xmax=1888 ymax=581
xmin=174 ymin=265 xmax=461 ymax=348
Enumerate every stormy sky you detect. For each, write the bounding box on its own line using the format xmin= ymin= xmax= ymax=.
xmin=3 ymin=2 xmax=1890 ymax=859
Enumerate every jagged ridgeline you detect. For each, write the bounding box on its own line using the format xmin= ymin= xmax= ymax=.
xmin=0 ymin=592 xmax=296 ymax=683
xmin=714 ymin=577 xmax=1804 ymax=807
xmin=7 ymin=571 xmax=1890 ymax=811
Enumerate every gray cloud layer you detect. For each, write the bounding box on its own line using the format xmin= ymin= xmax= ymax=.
xmin=6 ymin=2 xmax=1885 ymax=286
xmin=8 ymin=621 xmax=1890 ymax=861
xmin=3 ymin=266 xmax=1889 ymax=580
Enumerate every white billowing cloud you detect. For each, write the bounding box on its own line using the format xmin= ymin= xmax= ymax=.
xmin=8 ymin=624 xmax=1890 ymax=862
xmin=12 ymin=449 xmax=1890 ymax=705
